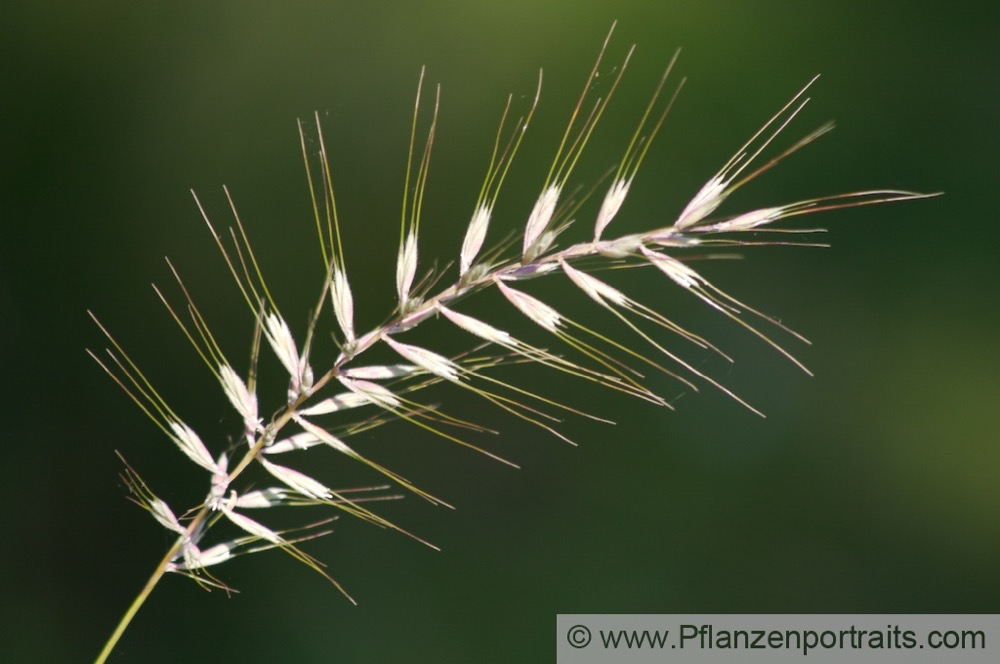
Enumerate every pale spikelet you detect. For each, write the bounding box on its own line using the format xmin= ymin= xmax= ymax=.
xmin=675 ymin=175 xmax=727 ymax=229
xmin=594 ymin=177 xmax=631 ymax=241
xmin=383 ymin=336 xmax=460 ymax=382
xmin=293 ymin=414 xmax=356 ymax=457
xmin=437 ymin=305 xmax=514 ymax=347
xmin=234 ymin=488 xmax=292 ymax=509
xmin=337 ymin=375 xmax=402 ymax=409
xmin=697 ymin=190 xmax=938 ymax=234
xmin=259 ymin=457 xmax=332 ymax=500
xmin=219 ymin=364 xmax=260 ymax=435
xmin=297 ymin=391 xmax=369 ymax=416
xmin=179 ymin=542 xmax=204 ymax=572
xmin=396 ymin=306 xmax=437 ymax=331
xmin=264 ymin=431 xmax=323 ymax=454
xmin=331 ymin=266 xmax=355 ymax=345
xmin=343 ymin=364 xmax=419 ymax=380
xmin=396 ymin=230 xmax=418 ymax=307
xmin=595 ymin=235 xmax=644 ymax=258
xmin=264 ymin=312 xmax=300 ymax=378
xmin=495 ymin=277 xmax=562 ymax=332
xmin=149 ymin=498 xmax=185 ymax=535
xmin=167 ymin=538 xmax=260 ymax=571
xmin=221 ymin=505 xmax=284 ymax=545
xmin=170 ymin=527 xmax=329 ymax=571
xmin=167 ymin=420 xmax=216 ymax=472
xmin=641 ymin=246 xmax=704 ymax=289
xmin=522 ymin=184 xmax=560 ymax=258
xmin=558 ymin=258 xmax=627 ymax=306
xmin=181 ymin=542 xmax=234 ymax=569
xmin=208 ymin=452 xmax=230 ymax=508
xmin=674 ymin=76 xmax=822 ymax=230
xmin=263 ymin=313 xmax=313 ymax=400
xmin=503 ymin=262 xmax=560 ymax=280
xmin=712 ymin=206 xmax=786 ymax=232
xmin=460 ymin=203 xmax=492 ymax=277
xmin=439 ymin=304 xmax=613 ymax=400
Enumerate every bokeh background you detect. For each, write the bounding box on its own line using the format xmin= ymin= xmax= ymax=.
xmin=3 ymin=1 xmax=997 ymax=661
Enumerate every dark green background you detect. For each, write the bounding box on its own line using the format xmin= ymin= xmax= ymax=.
xmin=3 ymin=2 xmax=997 ymax=662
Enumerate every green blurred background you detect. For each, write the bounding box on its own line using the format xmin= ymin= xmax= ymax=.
xmin=2 ymin=1 xmax=997 ymax=662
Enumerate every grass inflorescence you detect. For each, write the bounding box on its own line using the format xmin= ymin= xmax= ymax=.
xmin=89 ymin=23 xmax=936 ymax=663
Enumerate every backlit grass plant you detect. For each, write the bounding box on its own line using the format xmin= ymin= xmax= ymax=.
xmin=90 ymin=25 xmax=934 ymax=662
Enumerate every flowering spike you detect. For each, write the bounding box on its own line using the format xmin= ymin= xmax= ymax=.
xmin=92 ymin=29 xmax=937 ymax=657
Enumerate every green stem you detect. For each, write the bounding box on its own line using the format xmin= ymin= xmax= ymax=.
xmin=94 ymin=537 xmax=182 ymax=663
